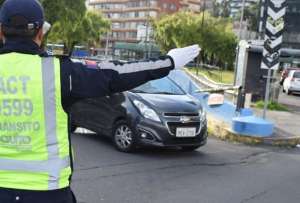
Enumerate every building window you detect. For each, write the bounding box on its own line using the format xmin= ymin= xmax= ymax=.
xmin=150 ymin=0 xmax=157 ymax=7
xmin=170 ymin=4 xmax=177 ymax=11
xmin=112 ymin=22 xmax=120 ymax=29
xmin=139 ymin=11 xmax=146 ymax=17
xmin=149 ymin=11 xmax=157 ymax=17
xmin=127 ymin=32 xmax=137 ymax=39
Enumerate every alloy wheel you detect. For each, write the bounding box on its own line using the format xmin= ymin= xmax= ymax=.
xmin=114 ymin=125 xmax=133 ymax=150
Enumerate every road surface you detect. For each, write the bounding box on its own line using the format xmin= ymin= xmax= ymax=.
xmin=279 ymin=92 xmax=300 ymax=115
xmin=71 ymin=133 xmax=300 ymax=203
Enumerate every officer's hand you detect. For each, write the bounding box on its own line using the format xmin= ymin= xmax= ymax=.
xmin=167 ymin=45 xmax=201 ymax=69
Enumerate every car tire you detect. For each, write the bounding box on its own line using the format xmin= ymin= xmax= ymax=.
xmin=181 ymin=145 xmax=201 ymax=152
xmin=113 ymin=120 xmax=137 ymax=153
xmin=287 ymin=89 xmax=292 ymax=95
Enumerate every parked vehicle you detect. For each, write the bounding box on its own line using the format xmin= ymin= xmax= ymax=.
xmin=71 ymin=76 xmax=207 ymax=152
xmin=283 ymin=70 xmax=300 ymax=95
xmin=280 ymin=67 xmax=300 ymax=85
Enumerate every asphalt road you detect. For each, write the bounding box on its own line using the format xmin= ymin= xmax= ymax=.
xmin=71 ymin=133 xmax=300 ymax=203
xmin=278 ymin=92 xmax=300 ymax=114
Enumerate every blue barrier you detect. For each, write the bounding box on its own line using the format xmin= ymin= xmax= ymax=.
xmin=232 ymin=116 xmax=274 ymax=137
xmin=168 ymin=70 xmax=274 ymax=137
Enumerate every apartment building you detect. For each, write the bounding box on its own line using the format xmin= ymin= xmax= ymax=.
xmin=87 ymin=0 xmax=207 ymax=57
xmin=283 ymin=0 xmax=300 ymax=48
xmin=88 ymin=0 xmax=180 ymax=44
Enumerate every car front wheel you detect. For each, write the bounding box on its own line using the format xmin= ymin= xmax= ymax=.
xmin=113 ymin=121 xmax=136 ymax=152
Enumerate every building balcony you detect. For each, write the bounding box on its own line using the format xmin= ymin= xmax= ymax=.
xmin=99 ymin=6 xmax=160 ymax=13
xmin=110 ymin=17 xmax=149 ymax=22
xmin=101 ymin=37 xmax=139 ymax=43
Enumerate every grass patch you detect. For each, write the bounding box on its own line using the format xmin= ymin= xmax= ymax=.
xmin=188 ymin=67 xmax=234 ymax=84
xmin=254 ymin=100 xmax=289 ymax=111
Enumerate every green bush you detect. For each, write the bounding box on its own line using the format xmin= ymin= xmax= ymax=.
xmin=254 ymin=101 xmax=289 ymax=111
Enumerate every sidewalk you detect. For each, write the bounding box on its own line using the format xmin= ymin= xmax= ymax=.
xmin=254 ymin=109 xmax=300 ymax=146
xmin=187 ymin=70 xmax=300 ymax=147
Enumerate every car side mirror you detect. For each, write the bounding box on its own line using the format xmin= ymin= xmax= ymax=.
xmin=207 ymin=93 xmax=225 ymax=106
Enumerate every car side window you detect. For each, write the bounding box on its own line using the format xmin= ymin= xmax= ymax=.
xmin=294 ymin=72 xmax=300 ymax=78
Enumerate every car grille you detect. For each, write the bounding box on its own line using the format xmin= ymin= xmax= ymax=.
xmin=166 ymin=122 xmax=201 ymax=135
xmin=163 ymin=112 xmax=199 ymax=117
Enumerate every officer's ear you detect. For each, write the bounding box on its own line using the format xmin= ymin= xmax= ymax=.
xmin=33 ymin=28 xmax=44 ymax=47
xmin=0 ymin=27 xmax=4 ymax=42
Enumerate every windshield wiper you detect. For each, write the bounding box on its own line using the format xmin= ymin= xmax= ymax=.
xmin=151 ymin=92 xmax=176 ymax=95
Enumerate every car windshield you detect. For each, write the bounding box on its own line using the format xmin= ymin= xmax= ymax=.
xmin=294 ymin=72 xmax=300 ymax=78
xmin=132 ymin=77 xmax=185 ymax=95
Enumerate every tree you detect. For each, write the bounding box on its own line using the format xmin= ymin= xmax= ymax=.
xmin=0 ymin=0 xmax=110 ymax=53
xmin=153 ymin=11 xmax=237 ymax=69
xmin=48 ymin=11 xmax=110 ymax=51
xmin=40 ymin=0 xmax=110 ymax=53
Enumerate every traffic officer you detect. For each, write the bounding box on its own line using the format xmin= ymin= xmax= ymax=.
xmin=0 ymin=0 xmax=200 ymax=202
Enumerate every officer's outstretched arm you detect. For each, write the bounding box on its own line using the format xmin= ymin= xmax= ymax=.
xmin=68 ymin=45 xmax=200 ymax=98
xmin=108 ymin=45 xmax=200 ymax=93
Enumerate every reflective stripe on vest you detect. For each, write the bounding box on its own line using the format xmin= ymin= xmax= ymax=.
xmin=0 ymin=54 xmax=70 ymax=190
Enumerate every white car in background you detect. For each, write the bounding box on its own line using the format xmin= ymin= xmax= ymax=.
xmin=283 ymin=70 xmax=300 ymax=95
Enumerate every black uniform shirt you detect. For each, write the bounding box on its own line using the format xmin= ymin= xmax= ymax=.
xmin=0 ymin=38 xmax=175 ymax=112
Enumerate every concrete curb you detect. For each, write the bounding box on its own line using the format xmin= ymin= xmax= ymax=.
xmin=185 ymin=70 xmax=237 ymax=96
xmin=190 ymin=70 xmax=232 ymax=87
xmin=207 ymin=115 xmax=300 ymax=148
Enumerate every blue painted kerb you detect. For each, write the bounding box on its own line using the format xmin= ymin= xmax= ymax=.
xmin=168 ymin=70 xmax=274 ymax=137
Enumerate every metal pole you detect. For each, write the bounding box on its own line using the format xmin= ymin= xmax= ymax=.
xmin=144 ymin=0 xmax=150 ymax=59
xmin=200 ymin=0 xmax=206 ymax=69
xmin=105 ymin=14 xmax=111 ymax=60
xmin=238 ymin=0 xmax=247 ymax=40
xmin=105 ymin=31 xmax=109 ymax=59
xmin=263 ymin=69 xmax=272 ymax=119
xmin=201 ymin=0 xmax=206 ymax=27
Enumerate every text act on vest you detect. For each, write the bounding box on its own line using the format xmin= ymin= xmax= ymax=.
xmin=0 ymin=76 xmax=30 ymax=94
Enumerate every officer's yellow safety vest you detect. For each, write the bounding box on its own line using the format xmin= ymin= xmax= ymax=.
xmin=0 ymin=53 xmax=71 ymax=190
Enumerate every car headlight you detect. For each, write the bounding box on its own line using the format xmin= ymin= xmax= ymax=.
xmin=199 ymin=109 xmax=207 ymax=123
xmin=133 ymin=100 xmax=161 ymax=122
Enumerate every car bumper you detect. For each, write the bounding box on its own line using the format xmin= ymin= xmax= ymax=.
xmin=135 ymin=119 xmax=208 ymax=147
xmin=289 ymin=86 xmax=300 ymax=92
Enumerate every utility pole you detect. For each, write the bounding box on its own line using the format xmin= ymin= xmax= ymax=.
xmin=201 ymin=0 xmax=206 ymax=28
xmin=105 ymin=14 xmax=111 ymax=60
xmin=144 ymin=0 xmax=150 ymax=59
xmin=104 ymin=31 xmax=110 ymax=59
xmin=238 ymin=0 xmax=247 ymax=40
xmin=199 ymin=0 xmax=206 ymax=70
xmin=147 ymin=0 xmax=152 ymax=59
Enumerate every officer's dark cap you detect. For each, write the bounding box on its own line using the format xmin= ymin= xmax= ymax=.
xmin=0 ymin=0 xmax=44 ymax=37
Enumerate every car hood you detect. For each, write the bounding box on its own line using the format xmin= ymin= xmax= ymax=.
xmin=135 ymin=93 xmax=201 ymax=113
